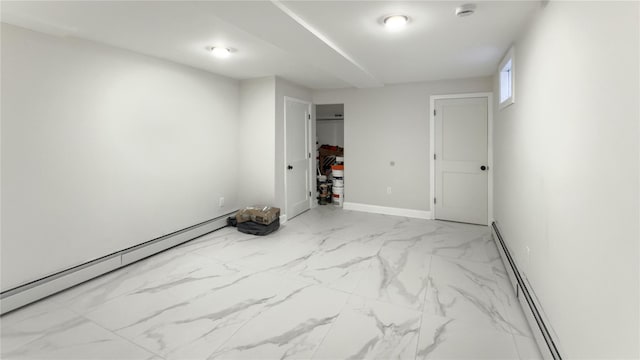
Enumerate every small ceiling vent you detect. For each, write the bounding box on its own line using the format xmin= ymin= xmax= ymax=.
xmin=455 ymin=4 xmax=476 ymax=17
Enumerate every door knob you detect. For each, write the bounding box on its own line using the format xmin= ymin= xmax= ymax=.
xmin=480 ymin=165 xmax=487 ymax=171
xmin=287 ymin=165 xmax=293 ymax=170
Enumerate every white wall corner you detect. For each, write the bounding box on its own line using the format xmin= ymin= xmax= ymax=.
xmin=343 ymin=202 xmax=431 ymax=219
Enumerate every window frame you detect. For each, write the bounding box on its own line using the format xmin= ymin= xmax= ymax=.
xmin=498 ymin=46 xmax=515 ymax=110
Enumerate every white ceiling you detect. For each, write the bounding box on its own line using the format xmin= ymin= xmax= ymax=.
xmin=1 ymin=1 xmax=540 ymax=89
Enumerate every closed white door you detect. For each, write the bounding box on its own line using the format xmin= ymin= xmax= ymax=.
xmin=285 ymin=98 xmax=311 ymax=220
xmin=434 ymin=97 xmax=488 ymax=225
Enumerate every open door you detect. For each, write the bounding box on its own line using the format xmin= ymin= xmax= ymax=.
xmin=284 ymin=97 xmax=312 ymax=220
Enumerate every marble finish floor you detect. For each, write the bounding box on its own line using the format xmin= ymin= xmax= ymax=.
xmin=1 ymin=207 xmax=543 ymax=359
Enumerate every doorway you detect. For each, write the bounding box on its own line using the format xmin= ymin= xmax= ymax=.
xmin=315 ymin=104 xmax=344 ymax=206
xmin=284 ymin=97 xmax=313 ymax=221
xmin=430 ymin=93 xmax=493 ymax=225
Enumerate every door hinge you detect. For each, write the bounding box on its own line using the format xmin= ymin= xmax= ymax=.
xmin=309 ymin=152 xmax=311 ymax=158
xmin=433 ymin=109 xmax=436 ymax=116
xmin=309 ymin=191 xmax=312 ymax=196
xmin=434 ymin=154 xmax=436 ymax=160
xmin=434 ymin=197 xmax=437 ymax=204
xmin=308 ymin=114 xmax=311 ymax=119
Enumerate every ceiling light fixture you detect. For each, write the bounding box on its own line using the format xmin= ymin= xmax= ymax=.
xmin=208 ymin=46 xmax=231 ymax=58
xmin=383 ymin=15 xmax=409 ymax=30
xmin=455 ymin=4 xmax=476 ymax=17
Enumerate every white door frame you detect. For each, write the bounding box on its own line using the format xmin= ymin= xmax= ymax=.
xmin=283 ymin=96 xmax=313 ymax=222
xmin=429 ymin=92 xmax=494 ymax=225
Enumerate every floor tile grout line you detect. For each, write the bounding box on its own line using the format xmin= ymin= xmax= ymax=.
xmin=50 ymin=254 xmax=248 ymax=359
xmin=193 ymin=264 xmax=347 ymax=360
xmin=2 ymin=301 xmax=165 ymax=360
xmin=346 ymin=293 xmax=427 ymax=313
xmin=198 ymin=233 xmax=382 ymax=297
xmin=413 ymin=299 xmax=425 ymax=360
xmin=341 ymin=249 xmax=433 ymax=313
xmin=0 ymin=297 xmax=131 ymax=356
xmin=79 ymin=313 xmax=167 ymax=359
xmin=425 ymin=254 xmax=520 ymax=338
xmin=0 ymin=313 xmax=66 ymax=356
xmin=414 ymin=254 xmax=434 ymax=360
xmin=479 ymin=247 xmax=531 ymax=339
xmin=1 ymin=274 xmax=176 ymax=359
xmin=169 ymin=307 xmax=255 ymax=359
xmin=511 ymin=332 xmax=525 ymax=360
xmin=308 ymin=234 xmax=380 ymax=360
xmin=421 ymin=255 xmax=433 ymax=315
xmin=214 ymin=256 xmax=334 ymax=292
xmin=50 ymin=248 xmax=225 ymax=317
xmin=308 ymin=291 xmax=357 ymax=360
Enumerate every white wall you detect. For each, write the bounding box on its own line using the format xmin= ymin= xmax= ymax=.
xmin=1 ymin=24 xmax=240 ymax=291
xmin=493 ymin=2 xmax=639 ymax=358
xmin=275 ymin=77 xmax=313 ymax=215
xmin=234 ymin=76 xmax=313 ymax=219
xmin=238 ymin=77 xmax=276 ymax=206
xmin=316 ymin=104 xmax=344 ymax=147
xmin=313 ymin=78 xmax=492 ymax=211
xmin=317 ymin=120 xmax=344 ymax=147
xmin=316 ymin=104 xmax=343 ymax=119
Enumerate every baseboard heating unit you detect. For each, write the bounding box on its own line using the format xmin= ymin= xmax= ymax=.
xmin=491 ymin=222 xmax=563 ymax=360
xmin=0 ymin=211 xmax=236 ymax=315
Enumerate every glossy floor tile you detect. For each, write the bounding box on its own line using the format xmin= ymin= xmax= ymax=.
xmin=312 ymin=296 xmax=422 ymax=359
xmin=1 ymin=206 xmax=542 ymax=359
xmin=416 ymin=313 xmax=520 ymax=359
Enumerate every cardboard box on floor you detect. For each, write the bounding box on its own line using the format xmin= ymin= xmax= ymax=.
xmin=236 ymin=206 xmax=280 ymax=225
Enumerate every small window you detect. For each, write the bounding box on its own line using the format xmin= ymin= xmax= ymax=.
xmin=499 ymin=46 xmax=515 ymax=109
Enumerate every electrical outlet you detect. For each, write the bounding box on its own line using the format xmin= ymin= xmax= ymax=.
xmin=387 ymin=186 xmax=392 ymax=194
xmin=219 ymin=197 xmax=225 ymax=207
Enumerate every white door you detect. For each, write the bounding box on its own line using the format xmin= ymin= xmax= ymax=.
xmin=434 ymin=97 xmax=488 ymax=225
xmin=285 ymin=98 xmax=311 ymax=220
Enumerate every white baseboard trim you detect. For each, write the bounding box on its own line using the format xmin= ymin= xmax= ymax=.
xmin=343 ymin=202 xmax=431 ymax=219
xmin=491 ymin=222 xmax=562 ymax=360
xmin=0 ymin=211 xmax=235 ymax=315
xmin=0 ymin=256 xmax=123 ymax=316
xmin=279 ymin=215 xmax=287 ymax=224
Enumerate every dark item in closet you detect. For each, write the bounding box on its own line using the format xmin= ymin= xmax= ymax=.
xmin=319 ymin=145 xmax=344 ymax=176
xmin=237 ymin=219 xmax=280 ymax=236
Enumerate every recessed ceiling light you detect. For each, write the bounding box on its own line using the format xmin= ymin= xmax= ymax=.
xmin=208 ymin=46 xmax=231 ymax=59
xmin=383 ymin=15 xmax=409 ymax=30
xmin=455 ymin=4 xmax=476 ymax=17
